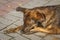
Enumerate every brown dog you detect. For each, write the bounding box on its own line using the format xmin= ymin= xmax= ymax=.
xmin=4 ymin=5 xmax=60 ymax=34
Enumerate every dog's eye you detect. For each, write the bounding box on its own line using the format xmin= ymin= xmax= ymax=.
xmin=26 ymin=14 xmax=30 ymax=17
xmin=31 ymin=27 xmax=34 ymax=29
xmin=36 ymin=21 xmax=44 ymax=27
xmin=37 ymin=12 xmax=46 ymax=21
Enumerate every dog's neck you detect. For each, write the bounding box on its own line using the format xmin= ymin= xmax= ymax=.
xmin=42 ymin=11 xmax=56 ymax=28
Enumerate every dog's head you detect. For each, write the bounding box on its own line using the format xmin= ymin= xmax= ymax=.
xmin=16 ymin=7 xmax=47 ymax=34
xmin=16 ymin=7 xmax=46 ymax=22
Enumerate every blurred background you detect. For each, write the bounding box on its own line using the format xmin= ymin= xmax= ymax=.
xmin=0 ymin=0 xmax=60 ymax=40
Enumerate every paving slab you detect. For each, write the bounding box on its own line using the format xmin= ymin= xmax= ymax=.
xmin=0 ymin=33 xmax=11 ymax=40
xmin=0 ymin=0 xmax=60 ymax=40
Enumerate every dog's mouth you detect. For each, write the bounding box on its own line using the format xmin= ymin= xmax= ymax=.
xmin=21 ymin=22 xmax=44 ymax=34
xmin=20 ymin=24 xmax=37 ymax=34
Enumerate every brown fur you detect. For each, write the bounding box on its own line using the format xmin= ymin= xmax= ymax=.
xmin=4 ymin=5 xmax=60 ymax=34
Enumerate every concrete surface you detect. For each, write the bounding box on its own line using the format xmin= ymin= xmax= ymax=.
xmin=0 ymin=0 xmax=60 ymax=40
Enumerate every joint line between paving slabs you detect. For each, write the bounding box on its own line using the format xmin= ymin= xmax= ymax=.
xmin=0 ymin=16 xmax=12 ymax=21
xmin=0 ymin=33 xmax=14 ymax=39
xmin=42 ymin=0 xmax=53 ymax=6
xmin=34 ymin=34 xmax=46 ymax=40
xmin=0 ymin=19 xmax=20 ymax=31
xmin=7 ymin=13 xmax=22 ymax=18
xmin=17 ymin=33 xmax=31 ymax=40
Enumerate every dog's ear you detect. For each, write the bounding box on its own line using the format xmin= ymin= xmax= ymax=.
xmin=16 ymin=7 xmax=26 ymax=13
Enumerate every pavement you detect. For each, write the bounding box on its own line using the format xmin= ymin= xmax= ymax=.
xmin=0 ymin=0 xmax=60 ymax=40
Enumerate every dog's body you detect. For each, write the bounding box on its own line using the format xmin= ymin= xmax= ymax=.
xmin=4 ymin=5 xmax=60 ymax=34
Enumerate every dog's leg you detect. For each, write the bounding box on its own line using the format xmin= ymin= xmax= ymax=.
xmin=4 ymin=25 xmax=23 ymax=34
xmin=30 ymin=25 xmax=57 ymax=34
xmin=30 ymin=27 xmax=50 ymax=33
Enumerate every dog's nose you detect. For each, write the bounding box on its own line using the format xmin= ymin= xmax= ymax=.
xmin=36 ymin=21 xmax=44 ymax=28
xmin=16 ymin=7 xmax=26 ymax=13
